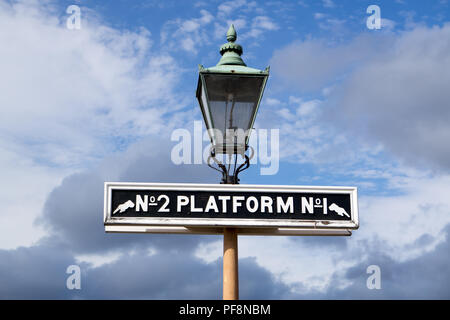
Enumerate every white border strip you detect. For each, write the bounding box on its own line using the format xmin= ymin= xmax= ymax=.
xmin=105 ymin=225 xmax=352 ymax=236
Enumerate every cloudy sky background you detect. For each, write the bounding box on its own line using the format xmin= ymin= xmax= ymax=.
xmin=0 ymin=0 xmax=449 ymax=299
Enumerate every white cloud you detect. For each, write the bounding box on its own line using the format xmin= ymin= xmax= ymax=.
xmin=0 ymin=147 xmax=68 ymax=249
xmin=296 ymin=99 xmax=320 ymax=117
xmin=318 ymin=18 xmax=347 ymax=31
xmin=381 ymin=18 xmax=396 ymax=30
xmin=0 ymin=0 xmax=184 ymax=248
xmin=314 ymin=12 xmax=326 ymax=20
xmin=0 ymin=4 xmax=182 ymax=167
xmin=244 ymin=16 xmax=279 ymax=39
xmin=217 ymin=0 xmax=257 ymax=18
xmin=253 ymin=15 xmax=279 ymax=31
xmin=76 ymin=251 xmax=123 ymax=268
xmin=270 ymin=34 xmax=381 ymax=91
xmin=357 ymin=175 xmax=450 ymax=261
xmin=214 ymin=18 xmax=247 ymax=40
xmin=163 ymin=1 xmax=278 ymax=53
xmin=322 ymin=0 xmax=335 ymax=8
xmin=265 ymin=97 xmax=282 ymax=106
xmin=257 ymin=96 xmax=329 ymax=164
xmin=161 ymin=9 xmax=214 ymax=53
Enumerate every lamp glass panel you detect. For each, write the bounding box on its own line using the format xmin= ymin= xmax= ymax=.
xmin=203 ymin=74 xmax=264 ymax=146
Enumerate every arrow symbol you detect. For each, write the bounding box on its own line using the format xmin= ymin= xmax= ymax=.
xmin=113 ymin=200 xmax=135 ymax=214
xmin=328 ymin=203 xmax=350 ymax=218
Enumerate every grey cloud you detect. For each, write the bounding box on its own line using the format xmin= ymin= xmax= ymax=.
xmin=4 ymin=224 xmax=447 ymax=299
xmin=289 ymin=235 xmax=349 ymax=249
xmin=0 ymin=243 xmax=76 ymax=299
xmin=0 ymin=244 xmax=289 ymax=299
xmin=330 ymin=25 xmax=450 ymax=170
xmin=405 ymin=233 xmax=435 ymax=250
xmin=238 ymin=257 xmax=292 ymax=299
xmin=292 ymin=224 xmax=450 ymax=299
xmin=269 ymin=34 xmax=390 ymax=92
xmin=270 ymin=24 xmax=450 ymax=171
xmin=82 ymin=249 xmax=221 ymax=299
xmin=332 ymin=227 xmax=450 ymax=299
xmin=82 ymin=254 xmax=289 ymax=299
xmin=37 ymin=134 xmax=216 ymax=255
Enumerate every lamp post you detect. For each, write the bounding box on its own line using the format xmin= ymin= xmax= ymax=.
xmin=196 ymin=25 xmax=269 ymax=300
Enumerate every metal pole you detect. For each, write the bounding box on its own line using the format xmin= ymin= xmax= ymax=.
xmin=223 ymin=227 xmax=238 ymax=300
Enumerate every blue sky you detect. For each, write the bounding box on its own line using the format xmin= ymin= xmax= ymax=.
xmin=0 ymin=0 xmax=449 ymax=299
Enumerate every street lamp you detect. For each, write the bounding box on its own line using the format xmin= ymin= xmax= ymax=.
xmin=196 ymin=24 xmax=269 ymax=301
xmin=196 ymin=24 xmax=269 ymax=184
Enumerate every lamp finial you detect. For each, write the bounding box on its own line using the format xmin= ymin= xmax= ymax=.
xmin=218 ymin=24 xmax=246 ymax=66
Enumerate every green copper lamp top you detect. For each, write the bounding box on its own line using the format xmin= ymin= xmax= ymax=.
xmin=217 ymin=24 xmax=246 ymax=66
xmin=198 ymin=24 xmax=269 ymax=74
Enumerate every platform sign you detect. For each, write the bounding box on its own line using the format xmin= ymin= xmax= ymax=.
xmin=104 ymin=183 xmax=358 ymax=235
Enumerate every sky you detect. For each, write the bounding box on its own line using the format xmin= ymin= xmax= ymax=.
xmin=0 ymin=0 xmax=449 ymax=299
